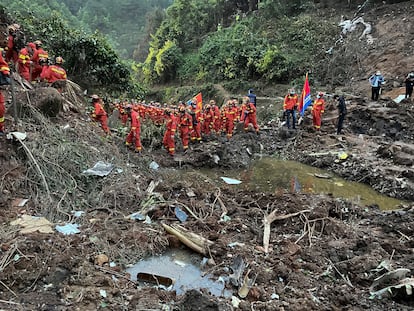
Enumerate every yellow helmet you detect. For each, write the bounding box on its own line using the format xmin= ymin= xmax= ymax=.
xmin=55 ymin=56 xmax=64 ymax=64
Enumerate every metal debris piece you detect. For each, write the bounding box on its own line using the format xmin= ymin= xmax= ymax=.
xmin=82 ymin=161 xmax=114 ymax=177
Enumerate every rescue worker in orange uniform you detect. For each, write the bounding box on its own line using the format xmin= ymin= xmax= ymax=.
xmin=125 ymin=104 xmax=142 ymax=152
xmin=0 ymin=51 xmax=10 ymax=134
xmin=31 ymin=40 xmax=48 ymax=81
xmin=243 ymin=96 xmax=259 ymax=133
xmin=283 ymin=89 xmax=299 ymax=129
xmin=221 ymin=99 xmax=238 ymax=139
xmin=163 ymin=108 xmax=177 ymax=156
xmin=119 ymin=101 xmax=129 ymax=126
xmin=312 ymin=92 xmax=325 ymax=131
xmin=5 ymin=24 xmax=20 ymax=64
xmin=238 ymin=97 xmax=248 ymax=124
xmin=210 ymin=100 xmax=221 ymax=134
xmin=91 ymin=95 xmax=110 ymax=135
xmin=202 ymin=104 xmax=214 ymax=136
xmin=17 ymin=42 xmax=36 ymax=81
xmin=189 ymin=101 xmax=203 ymax=142
xmin=178 ymin=104 xmax=193 ymax=153
xmin=40 ymin=56 xmax=67 ymax=84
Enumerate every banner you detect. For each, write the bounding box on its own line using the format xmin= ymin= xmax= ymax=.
xmin=299 ymin=73 xmax=312 ymax=116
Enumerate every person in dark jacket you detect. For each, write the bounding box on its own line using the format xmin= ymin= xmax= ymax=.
xmin=334 ymin=95 xmax=347 ymax=135
xmin=247 ymin=89 xmax=257 ymax=107
xmin=404 ymin=72 xmax=414 ymax=99
xmin=368 ymin=71 xmax=384 ymax=101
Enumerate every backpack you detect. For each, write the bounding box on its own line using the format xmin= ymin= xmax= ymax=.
xmin=0 ymin=73 xmax=10 ymax=86
xmin=13 ymin=30 xmax=26 ymax=52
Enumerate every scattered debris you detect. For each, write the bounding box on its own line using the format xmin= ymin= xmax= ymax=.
xmin=238 ymin=269 xmax=257 ymax=298
xmin=162 ymin=224 xmax=214 ymax=256
xmin=11 ymin=198 xmax=29 ymax=208
xmin=149 ymin=161 xmax=160 ymax=170
xmin=229 ymin=255 xmax=246 ymax=287
xmin=6 ymin=132 xmax=27 ymax=141
xmin=10 ymin=215 xmax=53 ymax=234
xmin=263 ymin=209 xmax=311 ymax=253
xmin=95 ymin=254 xmax=109 ymax=266
xmin=174 ymin=206 xmax=188 ymax=223
xmin=82 ymin=161 xmax=115 ymax=177
xmin=370 ymin=268 xmax=412 ymax=299
xmin=137 ymin=272 xmax=174 ymax=287
xmin=55 ymin=223 xmax=80 ymax=235
xmin=220 ymin=177 xmax=242 ymax=185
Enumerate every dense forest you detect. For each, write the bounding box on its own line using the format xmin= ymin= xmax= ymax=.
xmin=2 ymin=0 xmax=172 ymax=59
xmin=0 ymin=0 xmax=407 ymax=99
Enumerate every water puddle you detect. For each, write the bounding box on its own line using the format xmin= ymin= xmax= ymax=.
xmin=126 ymin=248 xmax=230 ymax=297
xmin=198 ymin=158 xmax=405 ymax=210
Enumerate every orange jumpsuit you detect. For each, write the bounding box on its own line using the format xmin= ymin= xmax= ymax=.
xmin=5 ymin=34 xmax=18 ymax=63
xmin=244 ymin=102 xmax=259 ymax=132
xmin=178 ymin=110 xmax=193 ymax=152
xmin=239 ymin=102 xmax=247 ymax=123
xmin=17 ymin=45 xmax=34 ymax=81
xmin=40 ymin=64 xmax=67 ymax=83
xmin=0 ymin=53 xmax=10 ymax=133
xmin=190 ymin=105 xmax=203 ymax=142
xmin=212 ymin=104 xmax=221 ymax=133
xmin=202 ymin=107 xmax=214 ymax=135
xmin=283 ymin=94 xmax=298 ymax=129
xmin=222 ymin=105 xmax=238 ymax=139
xmin=163 ymin=112 xmax=177 ymax=155
xmin=125 ymin=109 xmax=142 ymax=152
xmin=312 ymin=98 xmax=325 ymax=130
xmin=31 ymin=47 xmax=49 ymax=80
xmin=92 ymin=101 xmax=110 ymax=134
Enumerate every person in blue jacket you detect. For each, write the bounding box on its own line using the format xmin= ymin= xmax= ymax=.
xmin=369 ymin=70 xmax=384 ymax=101
xmin=247 ymin=89 xmax=257 ymax=107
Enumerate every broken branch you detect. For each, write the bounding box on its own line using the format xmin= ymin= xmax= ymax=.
xmin=263 ymin=209 xmax=311 ymax=253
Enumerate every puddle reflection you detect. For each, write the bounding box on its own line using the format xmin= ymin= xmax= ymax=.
xmin=200 ymin=158 xmax=405 ymax=211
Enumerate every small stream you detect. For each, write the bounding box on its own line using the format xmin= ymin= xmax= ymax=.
xmin=199 ymin=157 xmax=404 ymax=211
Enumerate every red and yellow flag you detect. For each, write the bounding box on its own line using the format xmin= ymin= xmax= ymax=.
xmin=193 ymin=92 xmax=202 ymax=110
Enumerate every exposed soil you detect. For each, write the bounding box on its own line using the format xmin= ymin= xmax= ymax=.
xmin=1 ymin=2 xmax=414 ymax=311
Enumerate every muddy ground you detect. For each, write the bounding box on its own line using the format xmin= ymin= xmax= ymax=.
xmin=0 ymin=87 xmax=413 ymax=311
xmin=1 ymin=1 xmax=414 ymax=311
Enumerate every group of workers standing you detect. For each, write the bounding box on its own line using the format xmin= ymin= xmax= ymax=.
xmin=0 ymin=23 xmax=68 ymax=134
xmin=5 ymin=24 xmax=67 ymax=84
xmin=282 ymin=89 xmax=346 ymax=134
xmin=89 ymin=94 xmax=260 ymax=156
xmin=369 ymin=70 xmax=414 ymax=100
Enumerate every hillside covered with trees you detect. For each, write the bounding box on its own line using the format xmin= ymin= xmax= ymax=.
xmin=2 ymin=0 xmax=172 ymax=59
xmin=1 ymin=0 xmax=411 ymax=98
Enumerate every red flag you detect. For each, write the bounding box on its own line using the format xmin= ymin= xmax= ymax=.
xmin=193 ymin=92 xmax=202 ymax=110
xmin=298 ymin=73 xmax=311 ymax=116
